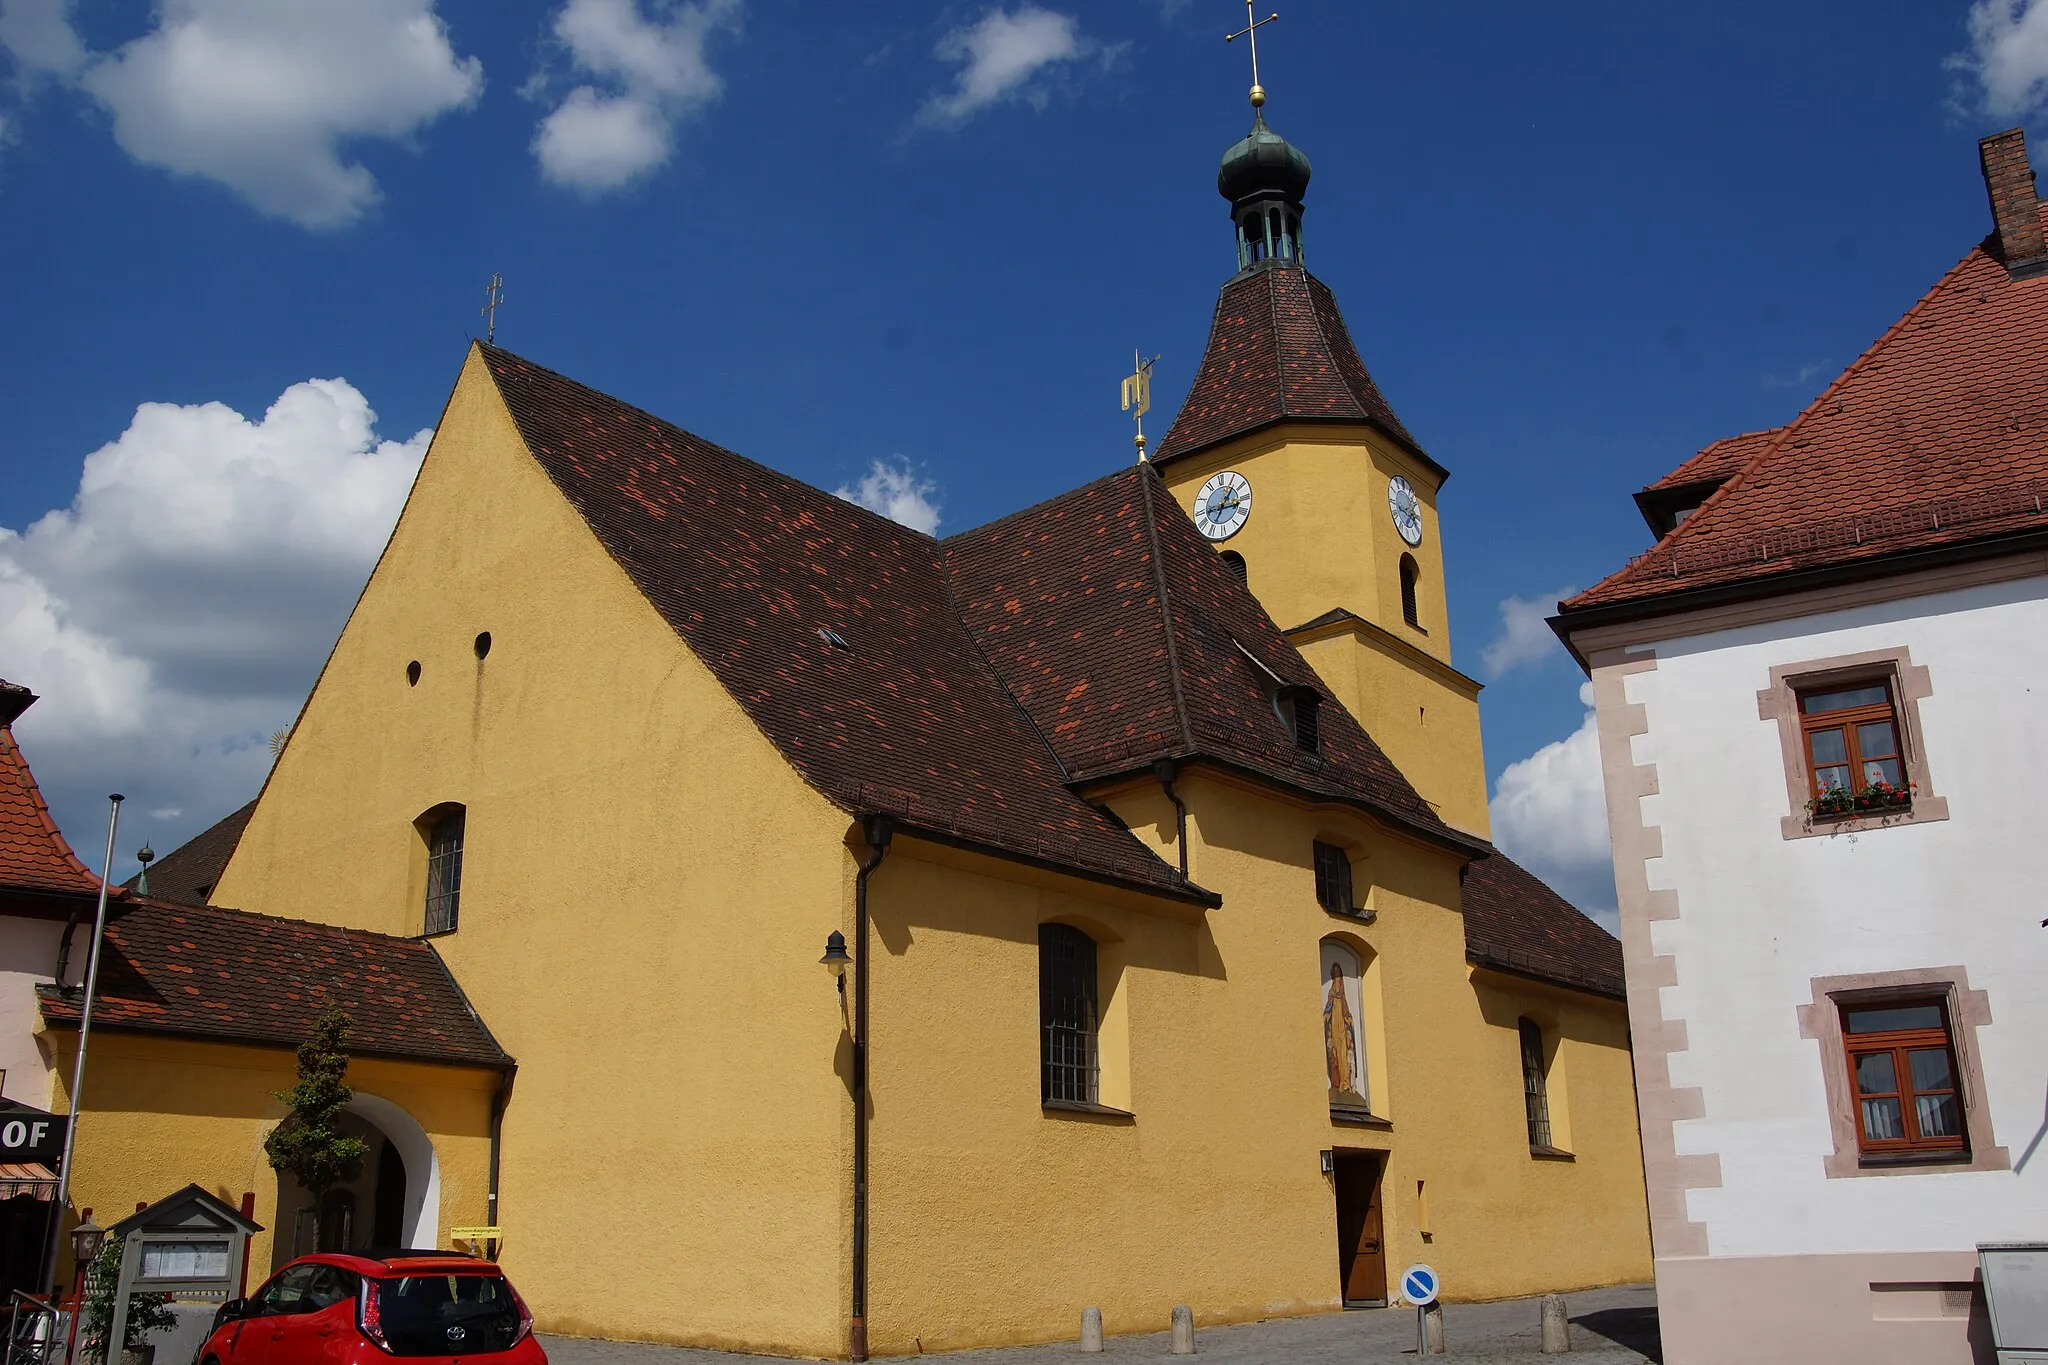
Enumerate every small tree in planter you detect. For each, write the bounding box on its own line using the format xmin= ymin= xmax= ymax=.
xmin=264 ymin=1003 xmax=368 ymax=1251
xmin=77 ymin=1235 xmax=174 ymax=1365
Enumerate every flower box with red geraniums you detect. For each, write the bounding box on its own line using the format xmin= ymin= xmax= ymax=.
xmin=1806 ymin=779 xmax=1915 ymax=819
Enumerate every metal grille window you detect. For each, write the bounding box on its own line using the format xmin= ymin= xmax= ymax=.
xmin=1039 ymin=924 xmax=1099 ymax=1105
xmin=1313 ymin=841 xmax=1354 ymax=914
xmin=1519 ymin=1018 xmax=1553 ymax=1150
xmin=423 ymin=809 xmax=464 ymax=935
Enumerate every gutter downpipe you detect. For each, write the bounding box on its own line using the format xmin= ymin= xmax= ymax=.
xmin=850 ymin=813 xmax=893 ymax=1363
xmin=486 ymin=1065 xmax=514 ymax=1262
xmin=1152 ymin=758 xmax=1189 ymax=879
xmin=41 ymin=795 xmax=121 ymax=1296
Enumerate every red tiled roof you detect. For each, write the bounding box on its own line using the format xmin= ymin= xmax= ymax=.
xmin=128 ymin=800 xmax=253 ymax=906
xmin=479 ymin=345 xmax=1213 ymax=905
xmin=37 ymin=900 xmax=508 ymax=1068
xmin=1642 ymin=426 xmax=1785 ymax=493
xmin=945 ymin=466 xmax=1462 ymax=845
xmin=1460 ymin=852 xmax=1623 ymax=1000
xmin=1565 ymin=204 xmax=2048 ymax=617
xmin=1153 ymin=266 xmax=1433 ymax=472
xmin=0 ymin=686 xmax=105 ymax=907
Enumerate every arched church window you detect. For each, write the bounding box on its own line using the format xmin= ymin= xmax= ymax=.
xmin=422 ymin=806 xmax=465 ymax=935
xmin=1220 ymin=550 xmax=1248 ymax=586
xmin=1040 ymin=924 xmax=1099 ymax=1105
xmin=1399 ymin=555 xmax=1421 ymax=630
xmin=1321 ymin=939 xmax=1371 ymax=1109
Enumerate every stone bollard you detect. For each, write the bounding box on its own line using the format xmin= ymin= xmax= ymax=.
xmin=1081 ymin=1306 xmax=1104 ymax=1353
xmin=1170 ymin=1304 xmax=1196 ymax=1355
xmin=1540 ymin=1294 xmax=1570 ymax=1353
xmin=1422 ymin=1301 xmax=1445 ymax=1355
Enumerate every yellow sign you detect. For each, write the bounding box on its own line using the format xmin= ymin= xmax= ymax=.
xmin=450 ymin=1227 xmax=502 ymax=1241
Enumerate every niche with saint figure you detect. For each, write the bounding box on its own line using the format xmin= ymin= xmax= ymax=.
xmin=1321 ymin=939 xmax=1373 ymax=1111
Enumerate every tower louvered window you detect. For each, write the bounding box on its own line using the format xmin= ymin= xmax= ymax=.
xmin=1400 ymin=555 xmax=1421 ymax=629
xmin=1039 ymin=924 xmax=1099 ymax=1105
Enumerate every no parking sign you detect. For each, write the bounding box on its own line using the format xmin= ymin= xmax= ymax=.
xmin=1401 ymin=1264 xmax=1439 ymax=1306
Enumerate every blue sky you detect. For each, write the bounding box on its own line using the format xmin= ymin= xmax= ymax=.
xmin=2 ymin=0 xmax=2044 ymax=919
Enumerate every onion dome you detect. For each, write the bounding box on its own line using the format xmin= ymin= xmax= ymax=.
xmin=1217 ymin=111 xmax=1312 ymax=205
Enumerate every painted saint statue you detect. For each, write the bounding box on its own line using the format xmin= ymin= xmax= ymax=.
xmin=1324 ymin=961 xmax=1362 ymax=1097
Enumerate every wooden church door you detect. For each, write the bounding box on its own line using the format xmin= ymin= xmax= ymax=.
xmin=1333 ymin=1151 xmax=1386 ymax=1307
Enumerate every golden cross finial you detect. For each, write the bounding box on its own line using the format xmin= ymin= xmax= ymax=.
xmin=1225 ymin=3 xmax=1280 ymax=108
xmin=1122 ymin=349 xmax=1160 ymax=463
xmin=481 ymin=272 xmax=505 ymax=344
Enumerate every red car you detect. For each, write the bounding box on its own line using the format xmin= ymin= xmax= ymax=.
xmin=200 ymin=1251 xmax=543 ymax=1365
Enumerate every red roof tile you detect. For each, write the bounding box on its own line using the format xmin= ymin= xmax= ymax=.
xmin=479 ymin=346 xmax=1213 ymax=905
xmin=1565 ymin=204 xmax=2048 ymax=617
xmin=127 ymin=801 xmax=253 ymax=906
xmin=0 ymin=684 xmax=105 ymax=908
xmin=945 ymin=466 xmax=1461 ymax=845
xmin=1153 ymin=266 xmax=1434 ymax=472
xmin=1460 ymin=852 xmax=1623 ymax=999
xmin=37 ymin=900 xmax=508 ymax=1068
xmin=1642 ymin=426 xmax=1785 ymax=493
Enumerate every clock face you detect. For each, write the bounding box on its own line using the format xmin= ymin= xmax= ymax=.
xmin=1388 ymin=476 xmax=1424 ymax=546
xmin=1193 ymin=471 xmax=1252 ymax=542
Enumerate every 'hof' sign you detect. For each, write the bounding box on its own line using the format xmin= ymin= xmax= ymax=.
xmin=0 ymin=1107 xmax=68 ymax=1164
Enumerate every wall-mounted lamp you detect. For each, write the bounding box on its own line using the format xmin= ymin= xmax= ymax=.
xmin=69 ymin=1211 xmax=105 ymax=1270
xmin=821 ymin=930 xmax=851 ymax=993
xmin=1319 ymin=1149 xmax=1335 ymax=1175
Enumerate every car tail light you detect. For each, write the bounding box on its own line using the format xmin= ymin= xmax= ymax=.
xmin=358 ymin=1278 xmax=393 ymax=1353
xmin=510 ymin=1286 xmax=534 ymax=1347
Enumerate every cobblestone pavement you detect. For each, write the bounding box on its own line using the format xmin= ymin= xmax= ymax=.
xmin=542 ymin=1283 xmax=1659 ymax=1364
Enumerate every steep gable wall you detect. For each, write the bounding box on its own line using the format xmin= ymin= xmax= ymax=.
xmin=210 ymin=347 xmax=857 ymax=1350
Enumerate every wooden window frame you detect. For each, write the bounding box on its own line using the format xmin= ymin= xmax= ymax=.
xmin=1756 ymin=647 xmax=1947 ymax=840
xmin=1839 ymin=999 xmax=1967 ymax=1161
xmin=1796 ymin=967 xmax=2008 ymax=1177
xmin=1313 ymin=841 xmax=1356 ymax=916
xmin=1796 ymin=680 xmax=1906 ymax=808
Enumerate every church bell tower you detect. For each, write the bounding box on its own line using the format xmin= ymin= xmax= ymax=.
xmin=1151 ymin=80 xmax=1491 ymax=838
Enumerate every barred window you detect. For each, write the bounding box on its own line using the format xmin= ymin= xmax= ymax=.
xmin=1519 ymin=1018 xmax=1553 ymax=1151
xmin=423 ymin=809 xmax=465 ymax=935
xmin=1039 ymin=924 xmax=1099 ymax=1105
xmin=1313 ymin=841 xmax=1354 ymax=915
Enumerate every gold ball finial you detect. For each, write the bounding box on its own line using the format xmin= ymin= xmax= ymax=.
xmin=1249 ymin=84 xmax=1266 ymax=108
xmin=1134 ymin=432 xmax=1149 ymax=463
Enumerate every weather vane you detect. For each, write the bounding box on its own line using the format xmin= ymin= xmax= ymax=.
xmin=1225 ymin=2 xmax=1280 ymax=108
xmin=1123 ymin=349 xmax=1160 ymax=463
xmin=481 ymin=272 xmax=505 ymax=344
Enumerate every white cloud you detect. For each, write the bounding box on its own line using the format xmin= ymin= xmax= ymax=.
xmin=0 ymin=378 xmax=427 ymax=882
xmin=1488 ymin=682 xmax=1618 ymax=932
xmin=1479 ymin=586 xmax=1576 ymax=680
xmin=1952 ymin=1 xmax=2048 ymax=119
xmin=918 ymin=6 xmax=1096 ymax=128
xmin=532 ymin=0 xmax=738 ymax=193
xmin=0 ymin=0 xmax=84 ymax=78
xmin=0 ymin=0 xmax=483 ymax=228
xmin=834 ymin=458 xmax=942 ymax=536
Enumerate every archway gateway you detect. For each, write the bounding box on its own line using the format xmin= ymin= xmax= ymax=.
xmin=271 ymin=1095 xmax=440 ymax=1268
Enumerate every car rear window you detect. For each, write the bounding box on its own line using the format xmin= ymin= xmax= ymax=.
xmin=377 ymin=1274 xmax=520 ymax=1356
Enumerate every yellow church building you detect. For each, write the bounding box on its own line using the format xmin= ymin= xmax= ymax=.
xmin=17 ymin=90 xmax=1650 ymax=1358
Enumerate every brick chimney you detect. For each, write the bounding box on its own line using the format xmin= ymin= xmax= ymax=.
xmin=1980 ymin=128 xmax=2047 ymax=280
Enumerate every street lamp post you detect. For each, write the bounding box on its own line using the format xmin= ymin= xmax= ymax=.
xmin=62 ymin=1212 xmax=103 ymax=1365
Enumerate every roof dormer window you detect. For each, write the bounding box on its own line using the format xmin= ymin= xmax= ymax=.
xmin=1280 ymin=686 xmax=1321 ymax=754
